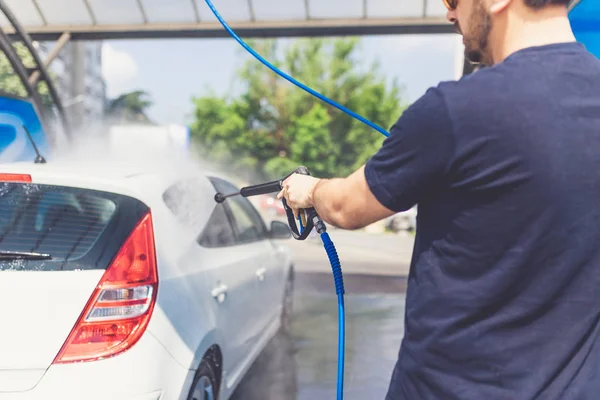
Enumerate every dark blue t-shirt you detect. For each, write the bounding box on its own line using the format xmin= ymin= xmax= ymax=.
xmin=365 ymin=42 xmax=600 ymax=400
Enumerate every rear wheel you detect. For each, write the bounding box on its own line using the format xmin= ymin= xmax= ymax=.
xmin=188 ymin=360 xmax=218 ymax=400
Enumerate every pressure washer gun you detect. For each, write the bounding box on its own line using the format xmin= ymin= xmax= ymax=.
xmin=214 ymin=166 xmax=326 ymax=240
xmin=214 ymin=166 xmax=346 ymax=400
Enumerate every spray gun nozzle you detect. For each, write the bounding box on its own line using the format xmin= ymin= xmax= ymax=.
xmin=214 ymin=193 xmax=226 ymax=203
xmin=214 ymin=191 xmax=241 ymax=203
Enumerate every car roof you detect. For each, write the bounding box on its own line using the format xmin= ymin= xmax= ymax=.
xmin=0 ymin=153 xmax=245 ymax=200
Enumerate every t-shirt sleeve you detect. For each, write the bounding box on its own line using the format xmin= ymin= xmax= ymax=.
xmin=364 ymin=86 xmax=455 ymax=212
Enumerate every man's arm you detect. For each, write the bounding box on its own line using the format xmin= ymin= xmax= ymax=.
xmin=311 ymin=165 xmax=396 ymax=230
xmin=277 ymin=165 xmax=396 ymax=230
xmin=278 ymin=87 xmax=454 ymax=229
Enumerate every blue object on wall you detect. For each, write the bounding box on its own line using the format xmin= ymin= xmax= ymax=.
xmin=0 ymin=96 xmax=49 ymax=163
xmin=570 ymin=0 xmax=600 ymax=59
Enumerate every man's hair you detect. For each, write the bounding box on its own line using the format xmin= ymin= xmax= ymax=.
xmin=524 ymin=0 xmax=570 ymax=8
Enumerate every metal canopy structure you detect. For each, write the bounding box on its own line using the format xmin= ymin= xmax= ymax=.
xmin=0 ymin=0 xmax=453 ymax=41
xmin=0 ymin=1 xmax=70 ymax=141
xmin=0 ymin=0 xmax=590 ymax=148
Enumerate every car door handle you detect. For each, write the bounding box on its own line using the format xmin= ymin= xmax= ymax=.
xmin=211 ymin=283 xmax=228 ymax=303
xmin=256 ymin=267 xmax=267 ymax=282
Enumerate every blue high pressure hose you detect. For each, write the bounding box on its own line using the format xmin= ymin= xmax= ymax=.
xmin=321 ymin=231 xmax=345 ymax=398
xmin=204 ymin=0 xmax=390 ymax=139
xmin=204 ymin=1 xmax=391 ymax=398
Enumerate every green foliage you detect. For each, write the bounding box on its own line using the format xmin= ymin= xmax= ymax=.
xmin=106 ymin=90 xmax=154 ymax=124
xmin=190 ymin=37 xmax=406 ymax=182
xmin=0 ymin=42 xmax=53 ymax=105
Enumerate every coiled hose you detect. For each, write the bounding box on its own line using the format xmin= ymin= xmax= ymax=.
xmin=321 ymin=232 xmax=345 ymax=399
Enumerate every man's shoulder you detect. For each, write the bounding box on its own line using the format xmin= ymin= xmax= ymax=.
xmin=398 ymin=63 xmax=523 ymax=135
xmin=436 ymin=65 xmax=512 ymax=98
xmin=427 ymin=65 xmax=518 ymax=119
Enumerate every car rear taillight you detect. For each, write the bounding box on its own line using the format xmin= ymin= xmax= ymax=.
xmin=0 ymin=173 xmax=31 ymax=182
xmin=53 ymin=211 xmax=158 ymax=364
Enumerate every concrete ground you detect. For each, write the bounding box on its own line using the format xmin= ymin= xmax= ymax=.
xmin=231 ymin=292 xmax=406 ymax=400
xmin=230 ymin=229 xmax=414 ymax=399
xmin=283 ymin=228 xmax=415 ymax=277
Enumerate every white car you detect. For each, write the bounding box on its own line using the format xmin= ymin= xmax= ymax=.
xmin=385 ymin=206 xmax=418 ymax=233
xmin=0 ymin=160 xmax=295 ymax=400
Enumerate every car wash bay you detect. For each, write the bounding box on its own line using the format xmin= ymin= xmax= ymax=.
xmin=231 ymin=230 xmax=414 ymax=400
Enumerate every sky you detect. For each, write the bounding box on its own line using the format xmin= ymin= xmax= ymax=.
xmin=101 ymin=33 xmax=462 ymax=127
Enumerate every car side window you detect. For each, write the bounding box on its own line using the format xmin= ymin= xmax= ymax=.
xmin=227 ymin=197 xmax=264 ymax=243
xmin=197 ymin=204 xmax=236 ymax=248
xmin=162 ymin=179 xmax=204 ymax=228
xmin=163 ymin=178 xmax=237 ymax=248
xmin=209 ymin=177 xmax=268 ymax=245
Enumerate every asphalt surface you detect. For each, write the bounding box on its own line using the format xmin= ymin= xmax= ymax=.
xmin=283 ymin=228 xmax=415 ymax=277
xmin=231 ymin=230 xmax=412 ymax=400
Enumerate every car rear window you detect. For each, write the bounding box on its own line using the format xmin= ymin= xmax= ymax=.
xmin=0 ymin=182 xmax=148 ymax=271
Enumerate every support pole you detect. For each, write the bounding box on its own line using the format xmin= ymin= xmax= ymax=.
xmin=0 ymin=26 xmax=48 ymax=135
xmin=29 ymin=32 xmax=71 ymax=86
xmin=0 ymin=0 xmax=71 ymax=139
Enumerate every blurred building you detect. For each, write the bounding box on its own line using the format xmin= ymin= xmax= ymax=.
xmin=35 ymin=40 xmax=106 ymax=132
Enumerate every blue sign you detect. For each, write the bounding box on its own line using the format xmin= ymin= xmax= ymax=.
xmin=570 ymin=0 xmax=600 ymax=59
xmin=0 ymin=96 xmax=49 ymax=163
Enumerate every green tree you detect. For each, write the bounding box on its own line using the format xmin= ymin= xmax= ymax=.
xmin=190 ymin=37 xmax=406 ymax=182
xmin=0 ymin=42 xmax=52 ymax=105
xmin=106 ymin=90 xmax=154 ymax=124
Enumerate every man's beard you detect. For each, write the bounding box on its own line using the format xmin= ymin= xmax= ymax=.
xmin=456 ymin=0 xmax=493 ymax=66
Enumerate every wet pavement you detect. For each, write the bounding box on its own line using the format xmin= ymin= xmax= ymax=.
xmin=231 ymin=272 xmax=406 ymax=400
xmin=280 ymin=228 xmax=414 ymax=277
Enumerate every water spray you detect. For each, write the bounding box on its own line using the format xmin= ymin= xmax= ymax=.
xmin=206 ymin=1 xmax=393 ymax=398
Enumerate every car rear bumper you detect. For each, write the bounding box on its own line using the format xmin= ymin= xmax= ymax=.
xmin=0 ymin=332 xmax=195 ymax=400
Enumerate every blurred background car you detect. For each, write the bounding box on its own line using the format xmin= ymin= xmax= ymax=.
xmin=259 ymin=194 xmax=286 ymax=218
xmin=385 ymin=206 xmax=417 ymax=233
xmin=0 ymin=160 xmax=295 ymax=400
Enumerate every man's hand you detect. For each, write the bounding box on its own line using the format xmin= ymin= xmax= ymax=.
xmin=277 ymin=165 xmax=396 ymax=230
xmin=277 ymin=173 xmax=321 ymax=216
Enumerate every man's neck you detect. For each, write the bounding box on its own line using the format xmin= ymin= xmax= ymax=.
xmin=491 ymin=5 xmax=577 ymax=65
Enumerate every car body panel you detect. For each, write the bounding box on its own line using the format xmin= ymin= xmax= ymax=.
xmin=0 ymin=160 xmax=294 ymax=399
xmin=0 ymin=270 xmax=104 ymax=391
xmin=0 ymin=331 xmax=193 ymax=400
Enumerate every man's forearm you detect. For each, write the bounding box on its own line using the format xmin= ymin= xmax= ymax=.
xmin=311 ymin=177 xmax=354 ymax=229
xmin=310 ymin=165 xmax=396 ymax=230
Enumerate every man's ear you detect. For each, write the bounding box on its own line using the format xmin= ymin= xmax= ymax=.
xmin=489 ymin=0 xmax=512 ymax=15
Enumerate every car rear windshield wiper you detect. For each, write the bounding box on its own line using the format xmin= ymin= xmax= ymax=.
xmin=0 ymin=251 xmax=52 ymax=260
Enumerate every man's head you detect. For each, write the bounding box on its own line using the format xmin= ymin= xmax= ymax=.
xmin=444 ymin=0 xmax=573 ymax=66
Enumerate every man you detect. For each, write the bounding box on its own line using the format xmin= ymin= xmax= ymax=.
xmin=279 ymin=0 xmax=600 ymax=398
